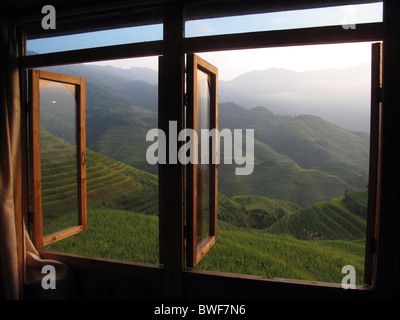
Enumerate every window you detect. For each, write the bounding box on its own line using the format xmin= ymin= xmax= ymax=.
xmin=364 ymin=41 xmax=382 ymax=286
xmin=29 ymin=57 xmax=161 ymax=265
xmin=21 ymin=0 xmax=389 ymax=299
xmin=27 ymin=32 xmax=382 ymax=286
xmin=29 ymin=69 xmax=87 ymax=248
xmin=183 ymin=42 xmax=382 ymax=287
xmin=28 ymin=54 xmax=220 ymax=267
xmin=27 ymin=24 xmax=163 ymax=55
xmin=185 ymin=53 xmax=218 ymax=268
xmin=185 ymin=2 xmax=383 ymax=38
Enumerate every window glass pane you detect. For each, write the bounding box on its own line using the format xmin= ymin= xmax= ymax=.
xmin=27 ymin=24 xmax=163 ymax=55
xmin=185 ymin=2 xmax=383 ymax=38
xmin=40 ymin=57 xmax=160 ymax=265
xmin=197 ymin=69 xmax=210 ymax=246
xmin=39 ymin=80 xmax=78 ymax=236
xmin=192 ymin=44 xmax=373 ymax=286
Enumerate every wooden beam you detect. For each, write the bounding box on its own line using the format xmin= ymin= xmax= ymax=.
xmin=158 ymin=1 xmax=185 ymax=300
xmin=364 ymin=42 xmax=382 ymax=286
xmin=28 ymin=69 xmax=43 ymax=249
xmin=20 ymin=22 xmax=384 ymax=71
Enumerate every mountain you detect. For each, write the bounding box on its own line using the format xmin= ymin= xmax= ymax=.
xmin=218 ymin=102 xmax=369 ymax=205
xmin=40 ymin=131 xmax=366 ymax=284
xmin=219 ymin=63 xmax=371 ymax=132
xmin=40 ymin=121 xmax=367 ymax=285
xmin=271 ymin=114 xmax=369 ymax=171
xmin=43 ymin=64 xmax=158 ymax=112
xmin=41 ymin=64 xmax=159 ymax=174
xmin=219 ymin=102 xmax=369 ymax=173
xmin=39 ymin=63 xmax=370 ymax=208
xmin=86 ymin=64 xmax=158 ymax=85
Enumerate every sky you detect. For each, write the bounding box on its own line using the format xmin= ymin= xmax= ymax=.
xmin=27 ymin=2 xmax=383 ymax=80
xmin=192 ymin=42 xmax=375 ymax=81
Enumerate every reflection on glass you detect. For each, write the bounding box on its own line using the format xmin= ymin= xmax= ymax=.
xmin=185 ymin=2 xmax=383 ymax=37
xmin=27 ymin=24 xmax=163 ymax=55
xmin=39 ymin=80 xmax=78 ymax=236
xmin=197 ymin=70 xmax=210 ymax=246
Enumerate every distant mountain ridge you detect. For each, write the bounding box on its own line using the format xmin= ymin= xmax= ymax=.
xmin=219 ymin=63 xmax=371 ymax=132
xmin=219 ymin=102 xmax=369 ymax=171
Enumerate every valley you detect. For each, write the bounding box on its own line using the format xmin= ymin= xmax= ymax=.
xmin=38 ymin=62 xmax=371 ymax=285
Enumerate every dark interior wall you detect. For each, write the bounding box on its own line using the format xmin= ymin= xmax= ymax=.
xmin=375 ymin=0 xmax=400 ymax=299
xmin=38 ymin=251 xmax=379 ymax=300
xmin=1 ymin=0 xmax=398 ymax=300
xmin=37 ymin=251 xmax=164 ymax=299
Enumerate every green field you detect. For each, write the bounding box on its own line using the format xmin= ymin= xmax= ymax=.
xmin=40 ymin=130 xmax=367 ymax=286
xmin=44 ymin=208 xmax=365 ymax=285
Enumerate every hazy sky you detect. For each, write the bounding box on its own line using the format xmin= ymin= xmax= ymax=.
xmin=28 ymin=2 xmax=383 ymax=80
xmin=192 ymin=42 xmax=375 ymax=81
xmin=84 ymin=41 xmax=375 ymax=81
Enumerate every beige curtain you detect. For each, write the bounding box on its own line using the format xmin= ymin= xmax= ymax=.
xmin=24 ymin=223 xmax=77 ymax=299
xmin=1 ymin=20 xmax=76 ymax=300
xmin=0 ymin=19 xmax=22 ymax=300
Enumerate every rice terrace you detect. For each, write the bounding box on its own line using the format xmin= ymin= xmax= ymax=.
xmin=36 ymin=57 xmax=372 ymax=286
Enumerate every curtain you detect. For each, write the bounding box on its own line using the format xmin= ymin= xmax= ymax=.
xmin=0 ymin=20 xmax=76 ymax=300
xmin=24 ymin=223 xmax=77 ymax=299
xmin=0 ymin=19 xmax=21 ymax=300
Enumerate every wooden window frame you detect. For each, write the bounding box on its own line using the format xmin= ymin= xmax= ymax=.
xmin=364 ymin=42 xmax=383 ymax=286
xmin=186 ymin=53 xmax=218 ymax=268
xmin=29 ymin=69 xmax=87 ymax=248
xmin=18 ymin=0 xmax=392 ymax=298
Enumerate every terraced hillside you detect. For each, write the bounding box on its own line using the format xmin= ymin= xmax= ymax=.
xmin=40 ymin=131 xmax=367 ymax=284
xmin=231 ymin=195 xmax=299 ymax=229
xmin=266 ymin=191 xmax=367 ymax=241
xmin=40 ymin=131 xmax=159 ymax=236
xmin=40 ymin=131 xmax=248 ymax=236
xmin=196 ymin=229 xmax=365 ymax=285
xmin=39 ymin=63 xmax=370 ymax=209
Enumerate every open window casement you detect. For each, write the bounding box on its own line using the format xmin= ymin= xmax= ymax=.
xmin=186 ymin=54 xmax=218 ymax=268
xmin=29 ymin=70 xmax=87 ymax=248
xmin=364 ymin=42 xmax=383 ymax=286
